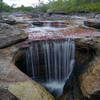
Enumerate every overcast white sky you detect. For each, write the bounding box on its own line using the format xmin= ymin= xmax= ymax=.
xmin=3 ymin=0 xmax=49 ymax=7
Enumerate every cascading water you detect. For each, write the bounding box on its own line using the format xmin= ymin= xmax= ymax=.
xmin=26 ymin=39 xmax=75 ymax=98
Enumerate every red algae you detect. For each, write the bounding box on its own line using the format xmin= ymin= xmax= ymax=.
xmin=18 ymin=21 xmax=100 ymax=48
xmin=25 ymin=26 xmax=100 ymax=40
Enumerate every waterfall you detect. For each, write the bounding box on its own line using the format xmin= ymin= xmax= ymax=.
xmin=26 ymin=39 xmax=75 ymax=98
xmin=26 ymin=39 xmax=75 ymax=82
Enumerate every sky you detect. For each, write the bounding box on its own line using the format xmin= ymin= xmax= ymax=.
xmin=3 ymin=0 xmax=49 ymax=7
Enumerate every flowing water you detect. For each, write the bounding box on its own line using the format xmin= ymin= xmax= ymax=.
xmin=26 ymin=39 xmax=75 ymax=98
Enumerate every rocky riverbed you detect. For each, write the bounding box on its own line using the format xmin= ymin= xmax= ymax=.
xmin=0 ymin=12 xmax=100 ymax=100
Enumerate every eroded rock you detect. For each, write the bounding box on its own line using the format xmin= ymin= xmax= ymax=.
xmin=0 ymin=46 xmax=55 ymax=100
xmin=79 ymin=57 xmax=100 ymax=98
xmin=0 ymin=12 xmax=100 ymax=100
xmin=0 ymin=23 xmax=28 ymax=48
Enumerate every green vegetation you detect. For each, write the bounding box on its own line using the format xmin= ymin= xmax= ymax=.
xmin=0 ymin=1 xmax=34 ymax=12
xmin=66 ymin=0 xmax=100 ymax=13
xmin=0 ymin=0 xmax=100 ymax=13
xmin=45 ymin=0 xmax=100 ymax=13
xmin=0 ymin=1 xmax=13 ymax=12
xmin=15 ymin=5 xmax=34 ymax=12
xmin=36 ymin=0 xmax=100 ymax=13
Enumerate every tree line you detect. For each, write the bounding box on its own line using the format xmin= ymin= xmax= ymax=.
xmin=0 ymin=0 xmax=100 ymax=13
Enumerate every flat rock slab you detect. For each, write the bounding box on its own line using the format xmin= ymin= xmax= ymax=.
xmin=0 ymin=23 xmax=28 ymax=48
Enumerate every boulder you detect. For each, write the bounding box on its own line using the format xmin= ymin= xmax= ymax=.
xmin=5 ymin=19 xmax=16 ymax=25
xmin=0 ymin=45 xmax=55 ymax=100
xmin=0 ymin=21 xmax=55 ymax=99
xmin=84 ymin=20 xmax=100 ymax=29
xmin=8 ymin=81 xmax=54 ymax=100
xmin=0 ymin=23 xmax=28 ymax=48
xmin=79 ymin=56 xmax=100 ymax=98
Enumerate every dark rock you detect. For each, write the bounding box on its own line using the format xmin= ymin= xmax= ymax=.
xmin=5 ymin=20 xmax=16 ymax=25
xmin=32 ymin=21 xmax=66 ymax=27
xmin=84 ymin=20 xmax=100 ymax=29
xmin=89 ymin=91 xmax=100 ymax=100
xmin=33 ymin=21 xmax=44 ymax=26
xmin=58 ymin=39 xmax=97 ymax=100
xmin=0 ymin=88 xmax=19 ymax=100
xmin=58 ymin=67 xmax=84 ymax=100
xmin=47 ymin=11 xmax=66 ymax=16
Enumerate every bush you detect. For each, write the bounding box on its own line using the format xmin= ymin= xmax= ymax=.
xmin=0 ymin=0 xmax=100 ymax=13
xmin=0 ymin=1 xmax=13 ymax=12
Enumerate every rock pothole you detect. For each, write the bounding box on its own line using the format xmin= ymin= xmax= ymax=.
xmin=13 ymin=38 xmax=96 ymax=100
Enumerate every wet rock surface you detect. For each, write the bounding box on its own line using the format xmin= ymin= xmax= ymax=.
xmin=0 ymin=12 xmax=55 ymax=100
xmin=57 ymin=38 xmax=97 ymax=100
xmin=0 ymin=88 xmax=19 ymax=100
xmin=0 ymin=45 xmax=55 ymax=100
xmin=84 ymin=20 xmax=100 ymax=29
xmin=0 ymin=23 xmax=28 ymax=48
xmin=63 ymin=38 xmax=100 ymax=100
xmin=0 ymin=12 xmax=100 ymax=100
